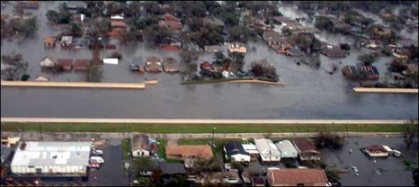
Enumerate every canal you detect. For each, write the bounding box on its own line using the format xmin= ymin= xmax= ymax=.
xmin=1 ymin=2 xmax=418 ymax=119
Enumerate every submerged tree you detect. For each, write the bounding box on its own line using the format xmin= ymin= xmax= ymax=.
xmin=179 ymin=51 xmax=199 ymax=63
xmin=85 ymin=59 xmax=103 ymax=82
xmin=249 ymin=59 xmax=279 ymax=81
xmin=403 ymin=119 xmax=418 ymax=149
xmin=1 ymin=52 xmax=28 ymax=81
xmin=357 ymin=53 xmax=379 ymax=66
xmin=314 ymin=130 xmax=344 ymax=150
xmin=229 ymin=52 xmax=245 ymax=72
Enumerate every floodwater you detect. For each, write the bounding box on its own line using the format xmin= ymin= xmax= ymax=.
xmin=1 ymin=2 xmax=418 ymax=119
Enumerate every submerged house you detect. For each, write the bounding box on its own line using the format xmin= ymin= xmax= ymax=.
xmin=130 ymin=57 xmax=143 ymax=71
xmin=56 ymin=59 xmax=73 ymax=71
xmin=321 ymin=48 xmax=347 ymax=58
xmin=228 ymin=42 xmax=247 ymax=54
xmin=364 ymin=145 xmax=389 ymax=158
xmin=40 ymin=56 xmax=57 ymax=68
xmin=44 ymin=36 xmax=57 ymax=48
xmin=162 ymin=57 xmax=179 ymax=73
xmin=204 ymin=45 xmax=223 ymax=53
xmin=342 ymin=63 xmax=380 ymax=80
xmin=145 ymin=56 xmax=163 ymax=73
xmin=284 ymin=48 xmax=304 ymax=57
xmin=292 ymin=139 xmax=321 ymax=161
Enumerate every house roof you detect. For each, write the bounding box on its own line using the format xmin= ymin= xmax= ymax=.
xmin=263 ymin=31 xmax=281 ymax=42
xmin=160 ymin=44 xmax=180 ymax=51
xmin=203 ymin=17 xmax=225 ymax=27
xmin=131 ymin=134 xmax=150 ymax=152
xmin=146 ymin=56 xmax=161 ymax=63
xmin=407 ymin=64 xmax=418 ymax=73
xmin=111 ymin=20 xmax=126 ymax=28
xmin=166 ymin=145 xmax=214 ymax=160
xmin=366 ymin=145 xmax=387 ymax=153
xmin=254 ymin=139 xmax=280 ymax=154
xmin=228 ymin=42 xmax=246 ymax=49
xmin=322 ymin=48 xmax=347 ymax=57
xmin=252 ymin=177 xmax=265 ymax=185
xmin=160 ymin=162 xmax=186 ymax=174
xmin=61 ymin=36 xmax=73 ymax=43
xmin=268 ymin=169 xmax=328 ymax=186
xmin=161 ymin=13 xmax=180 ymax=22
xmin=275 ymin=140 xmax=298 ymax=157
xmin=224 ymin=141 xmax=250 ymax=156
xmin=45 ymin=36 xmax=56 ymax=44
xmin=74 ymin=59 xmax=91 ymax=67
xmin=292 ymin=139 xmax=317 ymax=152
xmin=56 ymin=59 xmax=73 ymax=66
xmin=11 ymin=141 xmax=91 ymax=167
xmin=35 ymin=73 xmax=50 ymax=81
xmin=159 ymin=20 xmax=183 ymax=29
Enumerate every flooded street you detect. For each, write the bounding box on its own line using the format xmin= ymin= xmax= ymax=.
xmin=1 ymin=2 xmax=418 ymax=119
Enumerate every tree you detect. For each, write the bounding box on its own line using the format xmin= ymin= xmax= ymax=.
xmin=227 ymin=25 xmax=256 ymax=43
xmin=132 ymin=157 xmax=155 ymax=177
xmin=9 ymin=17 xmax=38 ymax=38
xmin=179 ymin=51 xmax=199 ymax=63
xmin=313 ymin=131 xmax=344 ymax=150
xmin=1 ymin=52 xmax=28 ymax=81
xmin=87 ymin=19 xmax=111 ymax=38
xmin=282 ymin=27 xmax=292 ymax=36
xmin=187 ymin=18 xmax=204 ymax=32
xmin=13 ymin=5 xmax=24 ymax=16
xmin=219 ymin=12 xmax=239 ymax=26
xmin=128 ymin=17 xmax=159 ymax=30
xmin=85 ymin=59 xmax=103 ymax=82
xmin=120 ymin=29 xmax=143 ymax=46
xmin=325 ymin=168 xmax=340 ymax=182
xmin=142 ymin=1 xmax=161 ymax=15
xmin=143 ymin=24 xmax=171 ymax=46
xmin=68 ymin=22 xmax=83 ymax=37
xmin=249 ymin=59 xmax=279 ymax=81
xmin=403 ymin=119 xmax=418 ymax=149
xmin=213 ymin=52 xmax=226 ymax=64
xmin=58 ymin=2 xmax=68 ymax=12
xmin=357 ymin=53 xmax=379 ymax=66
xmin=125 ymin=1 xmax=141 ymax=17
xmin=46 ymin=10 xmax=60 ymax=24
xmin=105 ymin=2 xmax=124 ymax=16
xmin=191 ymin=25 xmax=224 ymax=48
xmin=315 ymin=16 xmax=334 ymax=32
xmin=229 ymin=52 xmax=245 ymax=72
xmin=413 ymin=168 xmax=418 ymax=187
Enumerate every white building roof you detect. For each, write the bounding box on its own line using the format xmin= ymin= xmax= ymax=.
xmin=242 ymin=144 xmax=259 ymax=154
xmin=254 ymin=139 xmax=280 ymax=155
xmin=11 ymin=141 xmax=91 ymax=167
xmin=275 ymin=140 xmax=298 ymax=158
xmin=103 ymin=58 xmax=119 ymax=65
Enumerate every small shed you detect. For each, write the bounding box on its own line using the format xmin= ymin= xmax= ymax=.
xmin=34 ymin=73 xmax=50 ymax=82
xmin=275 ymin=140 xmax=298 ymax=158
xmin=103 ymin=58 xmax=119 ymax=65
xmin=131 ymin=134 xmax=151 ymax=157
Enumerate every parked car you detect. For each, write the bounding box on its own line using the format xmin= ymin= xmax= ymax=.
xmin=352 ymin=166 xmax=359 ymax=173
xmin=90 ymin=156 xmax=104 ymax=163
xmin=92 ymin=149 xmax=103 ymax=156
xmin=89 ymin=162 xmax=101 ymax=169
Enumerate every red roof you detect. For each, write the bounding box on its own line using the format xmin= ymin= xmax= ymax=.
xmin=160 ymin=44 xmax=180 ymax=51
xmin=105 ymin=44 xmax=117 ymax=50
xmin=366 ymin=145 xmax=387 ymax=153
xmin=57 ymin=59 xmax=73 ymax=66
xmin=293 ymin=138 xmax=317 ymax=152
xmin=162 ymin=13 xmax=180 ymax=22
xmin=268 ymin=169 xmax=328 ymax=186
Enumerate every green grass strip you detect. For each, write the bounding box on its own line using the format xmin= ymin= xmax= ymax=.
xmin=0 ymin=123 xmax=405 ymax=133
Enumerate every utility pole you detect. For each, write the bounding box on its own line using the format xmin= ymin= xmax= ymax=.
xmin=39 ymin=123 xmax=43 ymax=140
xmin=212 ymin=127 xmax=216 ymax=146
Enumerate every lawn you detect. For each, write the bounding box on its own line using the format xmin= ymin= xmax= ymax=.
xmin=178 ymin=138 xmax=246 ymax=158
xmin=121 ymin=138 xmax=131 ymax=160
xmin=0 ymin=123 xmax=406 ymax=133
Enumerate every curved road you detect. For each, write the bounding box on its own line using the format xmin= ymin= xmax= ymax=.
xmin=0 ymin=118 xmax=408 ymax=124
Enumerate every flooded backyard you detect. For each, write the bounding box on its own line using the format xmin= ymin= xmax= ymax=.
xmin=1 ymin=2 xmax=418 ymax=119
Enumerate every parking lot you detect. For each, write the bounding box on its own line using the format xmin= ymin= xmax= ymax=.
xmin=88 ymin=138 xmax=127 ymax=186
xmin=322 ymin=136 xmax=418 ymax=186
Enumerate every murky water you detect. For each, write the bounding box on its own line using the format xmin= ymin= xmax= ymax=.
xmin=1 ymin=2 xmax=418 ymax=119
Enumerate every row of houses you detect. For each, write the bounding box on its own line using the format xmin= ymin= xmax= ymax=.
xmin=39 ymin=56 xmax=103 ymax=71
xmin=223 ymin=138 xmax=321 ymax=163
xmin=130 ymin=56 xmax=179 ymax=73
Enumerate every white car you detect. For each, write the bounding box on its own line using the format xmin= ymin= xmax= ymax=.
xmin=92 ymin=150 xmax=103 ymax=156
xmin=352 ymin=166 xmax=359 ymax=173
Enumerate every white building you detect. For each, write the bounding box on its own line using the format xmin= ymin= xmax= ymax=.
xmin=254 ymin=139 xmax=281 ymax=162
xmin=275 ymin=140 xmax=298 ymax=158
xmin=227 ymin=42 xmax=247 ymax=54
xmin=11 ymin=141 xmax=91 ymax=177
xmin=40 ymin=56 xmax=56 ymax=68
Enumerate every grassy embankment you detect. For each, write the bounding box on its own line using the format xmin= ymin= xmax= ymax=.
xmin=1 ymin=123 xmax=405 ymax=133
xmin=121 ymin=138 xmax=131 ymax=160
